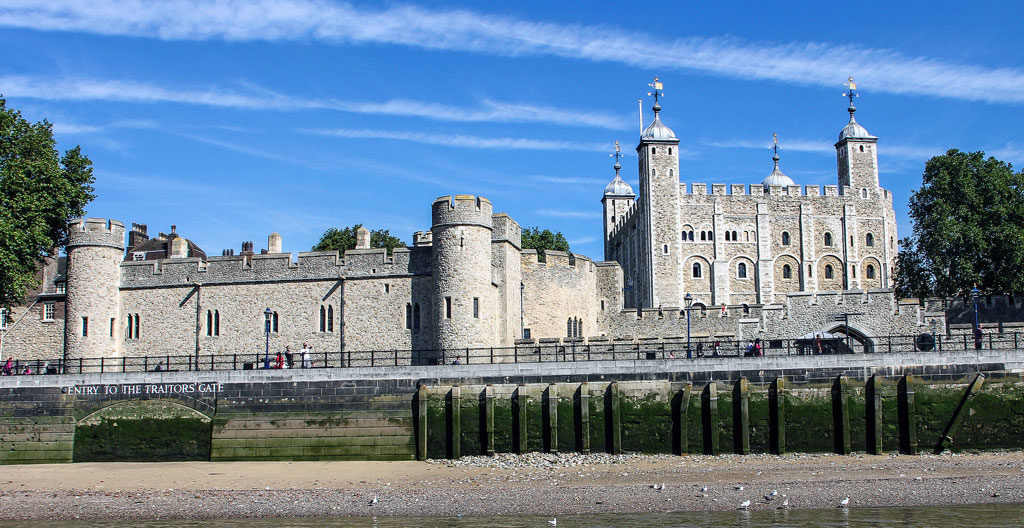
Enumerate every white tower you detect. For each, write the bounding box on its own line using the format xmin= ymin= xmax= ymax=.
xmin=601 ymin=140 xmax=635 ymax=261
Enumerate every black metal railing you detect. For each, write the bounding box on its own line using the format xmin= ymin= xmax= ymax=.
xmin=1 ymin=331 xmax=1020 ymax=376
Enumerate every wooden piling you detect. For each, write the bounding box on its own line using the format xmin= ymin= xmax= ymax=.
xmin=578 ymin=382 xmax=590 ymax=454
xmin=866 ymin=374 xmax=883 ymax=455
xmin=416 ymin=384 xmax=428 ymax=460
xmin=545 ymin=383 xmax=558 ymax=453
xmin=448 ymin=385 xmax=461 ymax=459
xmin=933 ymin=373 xmax=986 ymax=454
xmin=897 ymin=374 xmax=918 ymax=455
xmin=768 ymin=377 xmax=786 ymax=455
xmin=732 ymin=377 xmax=750 ymax=455
xmin=484 ymin=384 xmax=495 ymax=456
xmin=514 ymin=384 xmax=528 ymax=454
xmin=608 ymin=381 xmax=622 ymax=454
xmin=831 ymin=376 xmax=851 ymax=455
xmin=701 ymin=382 xmax=719 ymax=455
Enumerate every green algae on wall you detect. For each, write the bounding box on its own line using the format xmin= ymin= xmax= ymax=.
xmin=620 ymin=392 xmax=673 ymax=454
xmin=75 ymin=417 xmax=211 ymax=461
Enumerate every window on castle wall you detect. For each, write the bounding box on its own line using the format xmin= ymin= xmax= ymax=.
xmin=652 ymin=148 xmax=656 ymax=155
xmin=214 ymin=310 xmax=220 ymax=336
xmin=272 ymin=312 xmax=279 ymax=333
xmin=808 ymin=265 xmax=813 ymax=277
xmin=134 ymin=314 xmax=140 ymax=339
xmin=745 ymin=232 xmax=750 ymax=242
xmin=692 ymin=263 xmax=702 ymax=278
xmin=406 ymin=304 xmax=412 ymax=330
xmin=850 ymin=236 xmax=854 ymax=247
xmin=783 ymin=264 xmax=791 ymax=279
xmin=782 ymin=232 xmax=790 ymax=245
xmin=852 ymin=264 xmax=857 ymax=277
xmin=859 ymin=145 xmax=864 ymax=152
xmin=567 ymin=318 xmax=572 ymax=337
xmin=126 ymin=316 xmax=133 ymax=339
xmin=862 ymin=189 xmax=868 ymax=198
xmin=579 ymin=320 xmax=584 ymax=337
xmin=56 ymin=283 xmax=65 ymax=294
xmin=689 ymin=231 xmax=694 ymax=241
xmin=742 ymin=304 xmax=750 ymax=315
xmin=82 ymin=317 xmax=88 ymax=337
xmin=413 ymin=303 xmax=421 ymax=331
xmin=445 ymin=297 xmax=452 ymax=319
xmin=725 ymin=231 xmax=730 ymax=241
xmin=208 ymin=310 xmax=214 ymax=336
xmin=110 ymin=318 xmax=115 ymax=337
xmin=473 ymin=297 xmax=479 ymax=318
xmin=663 ymin=244 xmax=669 ymax=255
xmin=866 ymin=233 xmax=874 ymax=246
xmin=732 ymin=231 xmax=738 ymax=241
xmin=700 ymin=232 xmax=706 ymax=241
xmin=737 ymin=262 xmax=747 ymax=279
xmin=825 ymin=265 xmax=834 ymax=279
xmin=43 ymin=303 xmax=54 ymax=322
xmin=824 ymin=233 xmax=833 ymax=246
xmin=867 ymin=265 xmax=875 ymax=279
xmin=601 ymin=300 xmax=605 ymax=311
xmin=669 ymin=148 xmax=673 ymax=155
xmin=385 ymin=283 xmax=390 ymax=294
xmin=328 ymin=306 xmax=334 ymax=332
xmin=319 ymin=306 xmax=326 ymax=332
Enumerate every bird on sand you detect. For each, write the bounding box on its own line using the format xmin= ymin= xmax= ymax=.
xmin=700 ymin=485 xmax=709 ymax=493
xmin=778 ymin=498 xmax=789 ymax=509
xmin=838 ymin=497 xmax=850 ymax=508
xmin=370 ymin=496 xmax=378 ymax=505
xmin=765 ymin=490 xmax=778 ymax=501
xmin=735 ymin=485 xmax=744 ymax=491
xmin=548 ymin=518 xmax=557 ymax=525
xmin=739 ymin=500 xmax=751 ymax=510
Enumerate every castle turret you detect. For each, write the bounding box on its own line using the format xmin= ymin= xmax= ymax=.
xmin=636 ymin=77 xmax=683 ymax=309
xmin=835 ymin=77 xmax=879 ymax=193
xmin=64 ymin=218 xmax=125 ymax=366
xmin=431 ymin=195 xmax=494 ymax=352
xmin=602 ymin=140 xmax=635 ymax=261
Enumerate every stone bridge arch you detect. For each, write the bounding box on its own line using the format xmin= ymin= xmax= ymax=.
xmin=824 ymin=324 xmax=874 ymax=354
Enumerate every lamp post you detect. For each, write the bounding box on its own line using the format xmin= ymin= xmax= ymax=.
xmin=971 ymin=286 xmax=981 ymax=350
xmin=684 ymin=293 xmax=693 ymax=359
xmin=264 ymin=307 xmax=272 ymax=369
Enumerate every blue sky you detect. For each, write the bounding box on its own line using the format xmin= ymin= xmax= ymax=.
xmin=2 ymin=1 xmax=1022 ymax=260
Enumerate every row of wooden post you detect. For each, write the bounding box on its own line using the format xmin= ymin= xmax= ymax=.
xmin=415 ymin=373 xmax=985 ymax=460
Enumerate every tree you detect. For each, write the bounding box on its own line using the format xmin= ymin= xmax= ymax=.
xmin=312 ymin=224 xmax=406 ymax=254
xmin=0 ymin=98 xmax=95 ymax=307
xmin=895 ymin=149 xmax=1024 ymax=299
xmin=521 ymin=226 xmax=570 ymax=261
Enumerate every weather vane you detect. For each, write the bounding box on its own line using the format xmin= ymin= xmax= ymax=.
xmin=842 ymin=76 xmax=859 ymax=106
xmin=611 ymin=140 xmax=622 ymax=165
xmin=647 ymin=76 xmax=664 ymax=104
xmin=772 ymin=133 xmax=779 ymax=157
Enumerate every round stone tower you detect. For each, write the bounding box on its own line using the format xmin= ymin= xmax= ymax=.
xmin=64 ymin=218 xmax=125 ymax=365
xmin=431 ymin=195 xmax=493 ymax=352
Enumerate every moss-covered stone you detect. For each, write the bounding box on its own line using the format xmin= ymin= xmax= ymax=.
xmin=74 ymin=417 xmax=211 ymax=462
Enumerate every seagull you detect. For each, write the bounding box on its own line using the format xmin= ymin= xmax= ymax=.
xmin=739 ymin=499 xmax=751 ymax=510
xmin=652 ymin=483 xmax=665 ymax=491
xmin=778 ymin=498 xmax=789 ymax=509
xmin=838 ymin=497 xmax=850 ymax=508
xmin=548 ymin=518 xmax=557 ymax=526
xmin=735 ymin=485 xmax=744 ymax=491
xmin=370 ymin=495 xmax=378 ymax=505
xmin=700 ymin=485 xmax=709 ymax=493
xmin=765 ymin=489 xmax=778 ymax=501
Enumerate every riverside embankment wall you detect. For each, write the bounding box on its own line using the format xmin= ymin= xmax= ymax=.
xmin=2 ymin=350 xmax=1023 ymax=464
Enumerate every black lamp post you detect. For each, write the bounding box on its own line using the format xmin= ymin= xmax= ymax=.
xmin=264 ymin=307 xmax=272 ymax=368
xmin=971 ymin=286 xmax=981 ymax=350
xmin=684 ymin=293 xmax=693 ymax=359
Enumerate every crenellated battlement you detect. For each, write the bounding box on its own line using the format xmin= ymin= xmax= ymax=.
xmin=67 ymin=218 xmax=125 ymax=250
xmin=678 ymin=182 xmax=893 ymax=203
xmin=520 ymin=250 xmax=596 ymax=272
xmin=431 ymin=195 xmax=493 ymax=229
xmin=491 ymin=213 xmax=522 ymax=249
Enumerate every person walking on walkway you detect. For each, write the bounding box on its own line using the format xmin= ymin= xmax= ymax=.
xmin=301 ymin=343 xmax=311 ymax=369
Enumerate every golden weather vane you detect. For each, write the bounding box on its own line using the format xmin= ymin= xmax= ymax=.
xmin=647 ymin=76 xmax=664 ymax=104
xmin=611 ymin=140 xmax=622 ymax=165
xmin=772 ymin=132 xmax=779 ymax=157
xmin=843 ymin=76 xmax=859 ymax=105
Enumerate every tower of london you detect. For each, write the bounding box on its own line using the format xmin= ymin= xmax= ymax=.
xmin=0 ymin=81 xmax=934 ymax=368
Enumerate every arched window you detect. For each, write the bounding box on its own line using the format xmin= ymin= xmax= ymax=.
xmin=319 ymin=305 xmax=326 ymax=332
xmin=859 ymin=145 xmax=864 ymax=152
xmin=689 ymin=231 xmax=694 ymax=241
xmin=825 ymin=265 xmax=834 ymax=279
xmin=732 ymin=230 xmax=738 ymax=241
xmin=742 ymin=304 xmax=750 ymax=315
xmin=725 ymin=231 xmax=731 ymax=241
xmin=737 ymin=262 xmax=747 ymax=279
xmin=213 ymin=310 xmax=219 ymax=336
xmin=866 ymin=265 xmax=875 ymax=279
xmin=866 ymin=233 xmax=874 ymax=247
xmin=668 ymin=148 xmax=673 ymax=155
xmin=852 ymin=264 xmax=857 ymax=277
xmin=700 ymin=231 xmax=706 ymax=241
xmin=663 ymin=244 xmax=669 ymax=254
xmin=327 ymin=306 xmax=334 ymax=332
xmin=692 ymin=262 xmax=702 ymax=278
xmin=861 ymin=188 xmax=868 ymax=198
xmin=783 ymin=264 xmax=791 ymax=279
xmin=782 ymin=232 xmax=790 ymax=246
xmin=745 ymin=232 xmax=750 ymax=242
xmin=406 ymin=304 xmax=412 ymax=329
xmin=824 ymin=232 xmax=833 ymax=246
xmin=567 ymin=318 xmax=573 ymax=337
xmin=207 ymin=310 xmax=213 ymax=336
xmin=670 ymin=169 xmax=674 ymax=177
xmin=652 ymin=148 xmax=657 ymax=155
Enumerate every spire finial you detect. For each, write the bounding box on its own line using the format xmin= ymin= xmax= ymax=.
xmin=842 ymin=76 xmax=859 ymax=119
xmin=611 ymin=140 xmax=623 ymax=175
xmin=647 ymin=76 xmax=664 ymax=113
xmin=772 ymin=132 xmax=780 ymax=165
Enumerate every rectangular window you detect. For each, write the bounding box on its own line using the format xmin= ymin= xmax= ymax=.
xmin=56 ymin=282 xmax=65 ymax=294
xmin=214 ymin=311 xmax=220 ymax=336
xmin=473 ymin=297 xmax=479 ymax=318
xmin=600 ymin=300 xmax=605 ymax=311
xmin=406 ymin=304 xmax=412 ymax=329
xmin=445 ymin=297 xmax=452 ymax=319
xmin=134 ymin=314 xmax=140 ymax=339
xmin=523 ymin=328 xmax=531 ymax=340
xmin=0 ymin=309 xmax=7 ymax=329
xmin=132 ymin=252 xmax=145 ymax=261
xmin=413 ymin=303 xmax=421 ymax=331
xmin=43 ymin=303 xmax=55 ymax=321
xmin=82 ymin=317 xmax=88 ymax=337
xmin=110 ymin=318 xmax=115 ymax=337
xmin=385 ymin=283 xmax=390 ymax=293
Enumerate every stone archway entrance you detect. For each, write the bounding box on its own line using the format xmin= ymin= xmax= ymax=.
xmin=825 ymin=324 xmax=874 ymax=354
xmin=74 ymin=400 xmax=212 ymax=462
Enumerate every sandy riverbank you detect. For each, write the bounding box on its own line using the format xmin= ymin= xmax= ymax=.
xmin=0 ymin=452 xmax=1021 ymax=520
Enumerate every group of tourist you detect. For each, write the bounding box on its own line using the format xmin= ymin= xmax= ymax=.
xmin=1 ymin=356 xmax=49 ymax=375
xmin=269 ymin=343 xmax=314 ymax=369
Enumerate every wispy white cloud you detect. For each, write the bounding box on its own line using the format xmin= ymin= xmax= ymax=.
xmin=536 ymin=209 xmax=601 ymax=219
xmin=0 ymin=75 xmax=622 ymax=128
xmin=52 ymin=118 xmax=159 ymax=136
xmin=302 ymin=127 xmax=609 ymax=152
xmin=705 ymin=137 xmax=951 ymax=161
xmin=569 ymin=236 xmax=597 ymax=246
xmin=534 ymin=175 xmax=609 ymax=186
xmin=2 ymin=1 xmax=1023 ymax=103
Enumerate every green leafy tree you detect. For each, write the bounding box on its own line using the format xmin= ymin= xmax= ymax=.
xmin=895 ymin=149 xmax=1024 ymax=299
xmin=312 ymin=224 xmax=406 ymax=254
xmin=521 ymin=226 xmax=570 ymax=261
xmin=0 ymin=98 xmax=95 ymax=307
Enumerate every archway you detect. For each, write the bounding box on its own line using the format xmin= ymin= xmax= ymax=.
xmin=825 ymin=324 xmax=874 ymax=354
xmin=74 ymin=400 xmax=212 ymax=462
